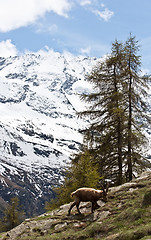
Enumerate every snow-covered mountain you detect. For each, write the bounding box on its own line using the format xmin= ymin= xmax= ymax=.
xmin=0 ymin=50 xmax=99 ymax=217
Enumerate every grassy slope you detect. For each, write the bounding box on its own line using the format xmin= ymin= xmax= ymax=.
xmin=1 ymin=172 xmax=151 ymax=240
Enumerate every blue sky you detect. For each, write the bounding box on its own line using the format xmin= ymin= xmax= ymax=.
xmin=0 ymin=0 xmax=151 ymax=73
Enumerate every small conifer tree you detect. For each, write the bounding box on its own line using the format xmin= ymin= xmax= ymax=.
xmin=45 ymin=150 xmax=100 ymax=210
xmin=0 ymin=197 xmax=25 ymax=232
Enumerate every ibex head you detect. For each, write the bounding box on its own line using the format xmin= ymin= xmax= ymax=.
xmin=99 ymin=181 xmax=109 ymax=202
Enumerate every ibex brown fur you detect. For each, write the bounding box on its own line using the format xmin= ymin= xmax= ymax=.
xmin=68 ymin=186 xmax=108 ymax=215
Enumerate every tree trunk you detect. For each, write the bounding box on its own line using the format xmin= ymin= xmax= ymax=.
xmin=127 ymin=70 xmax=132 ymax=181
xmin=113 ymin=64 xmax=123 ymax=185
xmin=117 ymin=119 xmax=123 ymax=184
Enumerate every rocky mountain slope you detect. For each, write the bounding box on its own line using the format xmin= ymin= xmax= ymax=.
xmin=0 ymin=50 xmax=99 ymax=217
xmin=1 ymin=171 xmax=151 ymax=240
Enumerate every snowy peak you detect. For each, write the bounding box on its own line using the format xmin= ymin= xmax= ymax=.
xmin=0 ymin=50 xmax=99 ymax=217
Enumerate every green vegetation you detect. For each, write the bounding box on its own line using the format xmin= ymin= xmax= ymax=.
xmin=45 ymin=150 xmax=101 ymax=210
xmin=0 ymin=197 xmax=25 ymax=232
xmin=142 ymin=189 xmax=151 ymax=207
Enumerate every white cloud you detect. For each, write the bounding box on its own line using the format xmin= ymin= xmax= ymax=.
xmin=35 ymin=23 xmax=58 ymax=35
xmin=80 ymin=0 xmax=91 ymax=6
xmin=101 ymin=3 xmax=105 ymax=8
xmin=0 ymin=0 xmax=72 ymax=32
xmin=80 ymin=46 xmax=91 ymax=55
xmin=93 ymin=8 xmax=114 ymax=22
xmin=0 ymin=40 xmax=18 ymax=57
xmin=78 ymin=0 xmax=114 ymax=22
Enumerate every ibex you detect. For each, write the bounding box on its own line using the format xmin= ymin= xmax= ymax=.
xmin=68 ymin=184 xmax=108 ymax=215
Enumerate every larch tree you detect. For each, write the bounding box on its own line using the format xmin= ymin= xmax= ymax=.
xmin=79 ymin=40 xmax=127 ymax=184
xmin=78 ymin=34 xmax=150 ymax=184
xmin=124 ymin=34 xmax=150 ymax=181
